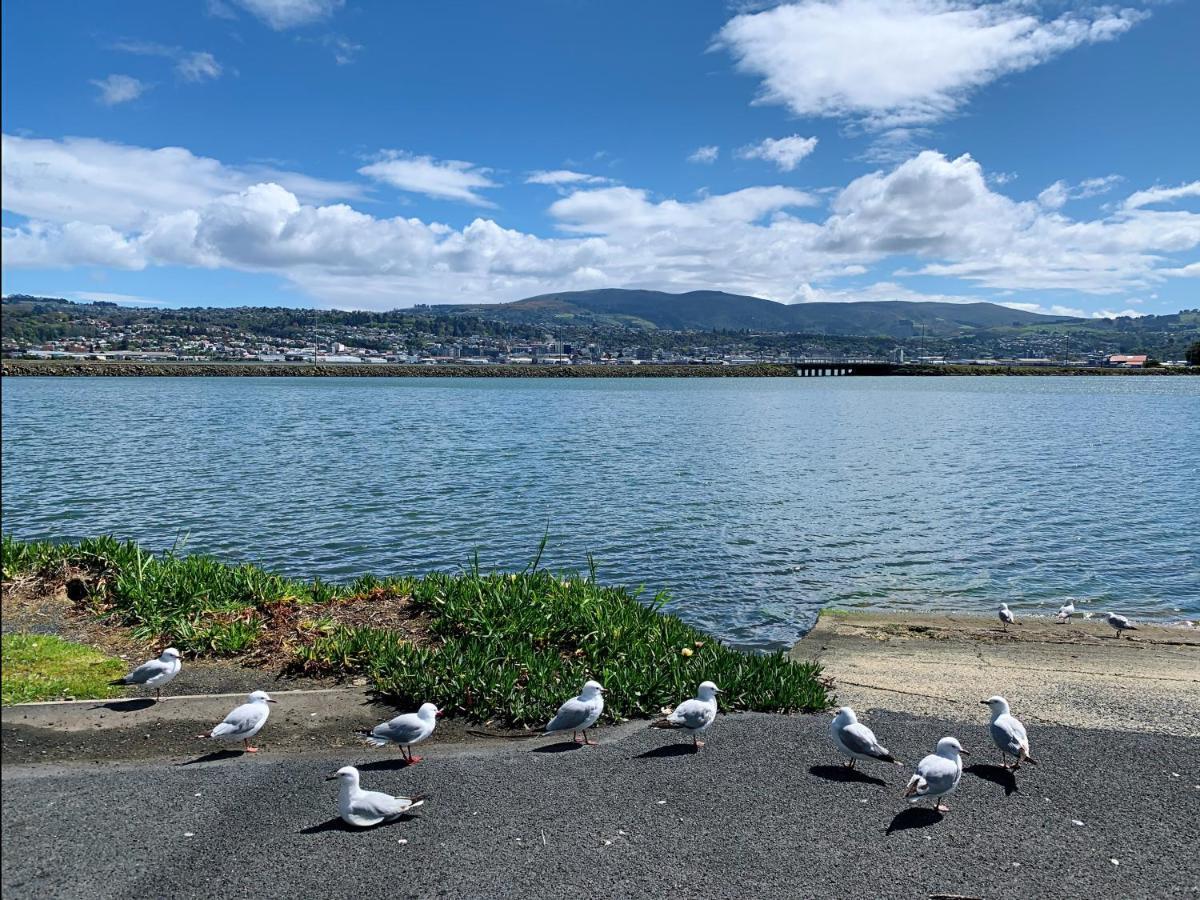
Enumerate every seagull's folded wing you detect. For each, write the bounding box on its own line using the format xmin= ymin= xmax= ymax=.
xmin=669 ymin=699 xmax=714 ymax=730
xmin=546 ymin=699 xmax=592 ymax=733
xmin=124 ymin=659 xmax=166 ymax=685
xmin=375 ymin=714 xmax=426 ymax=744
xmin=353 ymin=790 xmax=421 ymax=820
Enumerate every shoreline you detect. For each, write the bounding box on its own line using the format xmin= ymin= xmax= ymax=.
xmin=791 ymin=610 xmax=1200 ymax=737
xmin=4 ymin=359 xmax=1194 ymax=377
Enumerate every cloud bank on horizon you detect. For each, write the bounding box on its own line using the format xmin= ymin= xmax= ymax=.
xmin=1 ymin=0 xmax=1197 ymax=318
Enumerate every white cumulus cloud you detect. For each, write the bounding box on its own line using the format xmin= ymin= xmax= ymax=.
xmin=736 ymin=135 xmax=818 ymax=171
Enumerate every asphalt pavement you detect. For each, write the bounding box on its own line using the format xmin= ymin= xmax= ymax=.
xmin=3 ymin=710 xmax=1197 ymax=899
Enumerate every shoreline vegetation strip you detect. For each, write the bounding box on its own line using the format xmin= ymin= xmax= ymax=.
xmin=0 ymin=535 xmax=829 ymax=723
xmin=3 ymin=361 xmax=1194 ymax=377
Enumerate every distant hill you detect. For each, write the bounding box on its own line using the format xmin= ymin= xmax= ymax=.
xmin=435 ymin=289 xmax=1078 ymax=337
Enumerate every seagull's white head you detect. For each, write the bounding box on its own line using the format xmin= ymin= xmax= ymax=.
xmin=697 ymin=681 xmax=721 ymax=701
xmin=418 ymin=702 xmax=441 ymax=720
xmin=935 ymin=736 xmax=967 ymax=758
xmin=325 ymin=765 xmax=359 ymax=783
xmin=833 ymin=706 xmax=857 ymax=724
xmin=160 ymin=648 xmax=182 ymax=661
xmin=581 ymin=680 xmax=605 ymax=696
xmin=981 ymin=695 xmax=1010 ymax=715
xmin=248 ymin=690 xmax=276 ymax=704
xmin=999 ymin=603 xmax=1010 ymax=611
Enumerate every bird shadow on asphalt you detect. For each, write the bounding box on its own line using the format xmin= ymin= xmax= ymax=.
xmin=357 ymin=757 xmax=417 ymax=772
xmin=177 ymin=749 xmax=244 ymax=766
xmin=299 ymin=815 xmax=418 ymax=835
xmin=885 ymin=807 xmax=944 ymax=835
xmin=633 ymin=744 xmax=698 ymax=760
xmin=89 ymin=698 xmax=157 ymax=712
xmin=966 ymin=763 xmax=1018 ymax=796
xmin=808 ymin=764 xmax=888 ymax=787
xmin=531 ymin=741 xmax=582 ymax=754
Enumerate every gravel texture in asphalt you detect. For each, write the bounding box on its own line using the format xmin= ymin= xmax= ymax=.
xmin=3 ymin=710 xmax=1197 ymax=899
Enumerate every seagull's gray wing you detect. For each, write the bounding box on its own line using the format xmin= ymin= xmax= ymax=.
xmin=545 ymin=698 xmax=593 ymax=734
xmin=351 ymin=790 xmax=422 ymax=821
xmin=990 ymin=720 xmax=1023 ymax=755
xmin=915 ymin=755 xmax=959 ymax=796
xmin=373 ymin=714 xmax=425 ymax=745
xmin=668 ymin=699 xmax=715 ymax=730
xmin=839 ymin=722 xmax=891 ymax=759
xmin=122 ymin=659 xmax=168 ymax=685
xmin=212 ymin=702 xmax=264 ymax=738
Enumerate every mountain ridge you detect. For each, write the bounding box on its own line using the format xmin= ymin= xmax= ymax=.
xmin=431 ymin=288 xmax=1079 ymax=337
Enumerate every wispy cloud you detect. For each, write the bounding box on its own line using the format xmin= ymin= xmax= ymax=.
xmin=1037 ymin=175 xmax=1121 ymax=209
xmin=112 ymin=41 xmax=223 ymax=83
xmin=1123 ymin=180 xmax=1200 ymax=211
xmin=717 ymin=0 xmax=1146 ymax=131
xmin=688 ymin=145 xmax=719 ymax=164
xmin=359 ymin=151 xmax=499 ymax=206
xmin=233 ymin=0 xmax=344 ymax=30
xmin=90 ymin=75 xmax=148 ymax=106
xmin=323 ymin=33 xmax=362 ymax=65
xmin=526 ymin=170 xmax=610 ymax=186
xmin=735 ymin=135 xmax=817 ymax=171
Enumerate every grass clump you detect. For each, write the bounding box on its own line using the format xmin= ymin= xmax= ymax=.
xmin=2 ymin=535 xmax=829 ymax=724
xmin=1 ymin=633 xmax=126 ymax=704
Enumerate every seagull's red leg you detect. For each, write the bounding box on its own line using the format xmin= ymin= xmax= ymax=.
xmin=244 ymin=739 xmax=259 ymax=753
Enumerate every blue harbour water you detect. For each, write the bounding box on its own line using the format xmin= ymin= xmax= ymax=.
xmin=2 ymin=376 xmax=1197 ymax=649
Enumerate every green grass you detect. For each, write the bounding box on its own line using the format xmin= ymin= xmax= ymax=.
xmin=1 ymin=633 xmax=126 ymax=704
xmin=2 ymin=535 xmax=829 ymax=724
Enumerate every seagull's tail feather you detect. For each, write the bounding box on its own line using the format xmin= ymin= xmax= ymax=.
xmin=875 ymin=750 xmax=901 ymax=766
xmin=356 ymin=730 xmax=391 ymax=748
xmin=650 ymin=717 xmax=681 ymax=730
xmin=109 ymin=676 xmax=130 ymax=686
xmin=210 ymin=723 xmax=236 ymax=739
xmin=1020 ymin=749 xmax=1038 ymax=765
xmin=1127 ymin=625 xmax=1139 ymax=630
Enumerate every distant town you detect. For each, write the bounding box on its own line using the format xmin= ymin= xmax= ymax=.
xmin=3 ymin=295 xmax=1198 ymax=369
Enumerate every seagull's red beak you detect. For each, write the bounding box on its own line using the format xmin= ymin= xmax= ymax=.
xmin=436 ymin=710 xmax=445 ymax=718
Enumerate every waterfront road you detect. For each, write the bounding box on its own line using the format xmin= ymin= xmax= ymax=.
xmin=3 ymin=711 xmax=1197 ymax=899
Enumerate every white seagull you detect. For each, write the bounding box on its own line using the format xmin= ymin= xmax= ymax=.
xmin=544 ymin=680 xmax=606 ymax=745
xmin=326 ymin=766 xmax=425 ymax=828
xmin=903 ymin=737 xmax=968 ymax=812
xmin=1106 ymin=613 xmax=1139 ymax=639
xmin=1055 ymin=600 xmax=1076 ymax=623
xmin=109 ymin=647 xmax=182 ymax=701
xmin=650 ymin=680 xmax=721 ymax=749
xmin=983 ymin=696 xmax=1037 ymax=770
xmin=361 ymin=702 xmax=441 ymax=764
xmin=830 ymin=706 xmax=901 ymax=769
xmin=209 ymin=690 xmax=276 ymax=753
xmin=998 ymin=604 xmax=1016 ymax=630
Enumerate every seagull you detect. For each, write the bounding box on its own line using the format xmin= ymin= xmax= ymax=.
xmin=998 ymin=604 xmax=1016 ymax=630
xmin=209 ymin=690 xmax=276 ymax=753
xmin=903 ymin=737 xmax=967 ymax=812
xmin=982 ymin=696 xmax=1037 ymax=770
xmin=544 ymin=680 xmax=605 ymax=745
xmin=650 ymin=680 xmax=720 ymax=749
xmin=1056 ymin=600 xmax=1076 ymax=623
xmin=1106 ymin=613 xmax=1139 ymax=639
xmin=361 ymin=702 xmax=441 ymax=764
xmin=109 ymin=648 xmax=182 ymax=701
xmin=326 ymin=766 xmax=425 ymax=828
xmin=830 ymin=706 xmax=901 ymax=769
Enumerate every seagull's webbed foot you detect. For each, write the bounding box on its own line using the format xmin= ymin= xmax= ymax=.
xmin=243 ymin=741 xmax=260 ymax=753
xmin=935 ymin=803 xmax=950 ymax=812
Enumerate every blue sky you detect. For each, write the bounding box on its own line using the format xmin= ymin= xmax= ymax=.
xmin=2 ymin=0 xmax=1198 ymax=317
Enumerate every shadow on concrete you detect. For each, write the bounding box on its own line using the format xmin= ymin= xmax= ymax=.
xmin=886 ymin=807 xmax=944 ymax=835
xmin=357 ymin=757 xmax=417 ymax=773
xmin=90 ymin=698 xmax=157 ymax=712
xmin=635 ymin=743 xmax=698 ymax=759
xmin=531 ymin=741 xmax=582 ymax=754
xmin=809 ymin=764 xmax=888 ymax=787
xmin=177 ymin=749 xmax=243 ymax=766
xmin=966 ymin=763 xmax=1019 ymax=796
xmin=299 ymin=815 xmax=417 ymax=834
